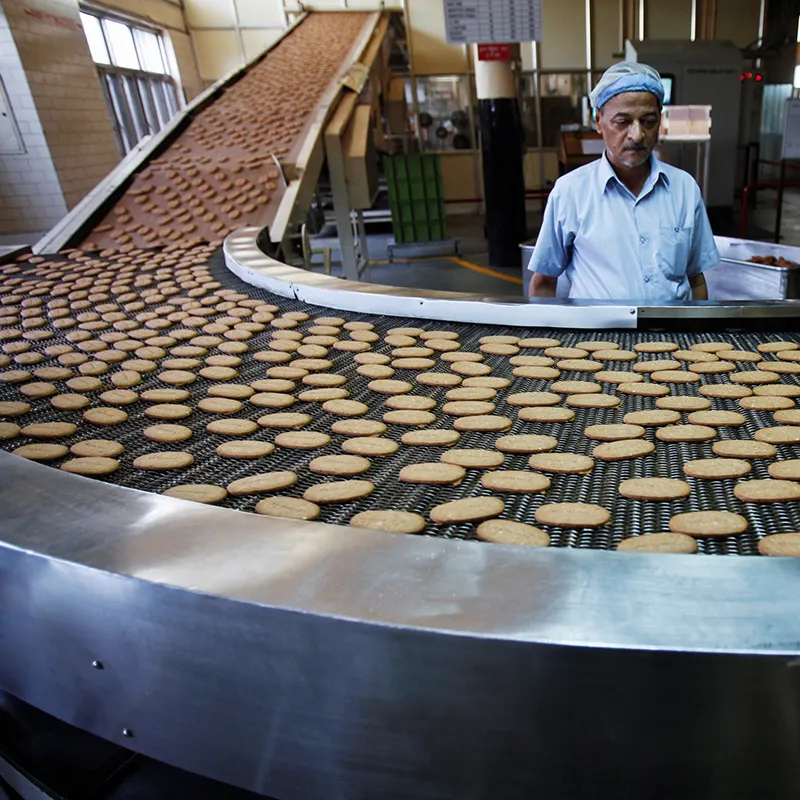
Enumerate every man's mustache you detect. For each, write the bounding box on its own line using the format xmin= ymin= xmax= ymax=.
xmin=623 ymin=145 xmax=648 ymax=152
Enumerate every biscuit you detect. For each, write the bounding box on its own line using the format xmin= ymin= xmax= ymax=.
xmin=0 ymin=401 xmax=30 ymax=417
xmin=768 ymin=460 xmax=800 ymax=481
xmin=617 ymin=382 xmax=670 ymax=396
xmin=550 ymin=380 xmax=601 ymax=394
xmin=649 ymin=370 xmax=700 ymax=384
xmin=566 ymin=393 xmax=621 ymax=409
xmin=20 ymin=382 xmax=57 ymax=398
xmin=754 ymin=425 xmax=800 ymax=444
xmin=141 ymin=388 xmax=191 ymax=402
xmin=83 ymin=407 xmax=128 ymax=426
xmin=617 ymin=533 xmax=697 ymax=553
xmin=633 ymin=341 xmax=678 ymax=353
xmin=691 ymin=341 xmax=734 ymax=353
xmin=298 ymin=388 xmax=349 ymax=403
xmin=740 ymin=396 xmax=794 ymax=411
xmin=730 ymin=370 xmax=780 ymax=384
xmin=440 ymin=448 xmax=504 ymax=468
xmin=593 ymin=439 xmax=656 ymax=460
xmin=324 ymin=399 xmax=369 ymax=417
xmin=386 ymin=396 xmax=437 ymax=411
xmin=310 ymin=454 xmax=371 ymax=476
xmin=383 ymin=409 xmax=436 ymax=426
xmin=512 ymin=366 xmax=561 ymax=380
xmin=274 ymin=431 xmax=331 ymax=449
xmin=585 ymin=423 xmax=646 ymax=441
xmin=656 ymin=424 xmax=716 ymax=443
xmin=70 ymin=439 xmax=124 ymax=457
xmin=442 ymin=352 xmax=482 ymax=363
xmin=479 ymin=335 xmax=519 ymax=345
xmin=595 ymin=370 xmax=642 ymax=384
xmin=757 ymin=340 xmax=798 ymax=354
xmin=480 ymin=470 xmax=550 ymax=494
xmin=13 ymin=443 xmax=68 ymax=461
xmin=20 ymin=422 xmax=77 ymax=438
xmin=633 ymin=360 xmax=681 ymax=373
xmin=250 ymin=392 xmax=295 ymax=409
xmin=443 ymin=400 xmax=496 ymax=416
xmin=725 ymin=350 xmax=762 ymax=363
xmin=250 ymin=379 xmax=295 ymax=392
xmin=575 ymin=340 xmax=619 ymax=352
xmin=133 ymin=451 xmax=194 ymax=470
xmin=0 ymin=422 xmax=19 ymax=439
xmin=758 ymin=533 xmax=800 ymax=557
xmin=623 ymin=409 xmax=681 ymax=426
xmin=446 ymin=387 xmax=497 ymax=401
xmin=712 ymin=439 xmax=776 ymax=459
xmin=430 ymin=496 xmax=505 ymax=524
xmin=687 ymin=410 xmax=746 ymax=427
xmin=556 ymin=359 xmax=603 ymax=372
xmin=528 ymin=453 xmax=595 ymax=474
xmin=545 ymin=347 xmax=588 ymax=359
xmin=302 ymin=373 xmax=347 ymax=388
xmin=453 ymin=414 xmax=512 ymax=432
xmin=60 ymin=456 xmax=120 ymax=476
xmin=358 ymin=364 xmax=394 ymax=379
xmin=99 ymin=389 xmax=138 ymax=406
xmin=144 ymin=423 xmax=192 ymax=443
xmin=462 ymin=376 xmax=510 ymax=389
xmin=50 ymin=393 xmax=90 ymax=410
xmin=733 ymin=479 xmax=800 ymax=503
xmin=257 ymin=412 xmax=311 ymax=429
xmin=207 ymin=419 xmax=259 ymax=436
xmin=303 ymin=479 xmax=374 ymax=504
xmin=700 ymin=383 xmax=752 ymax=399
xmin=495 ymin=434 xmax=558 ymax=454
xmin=255 ymin=496 xmax=321 ymax=520
xmin=683 ymin=458 xmax=751 ymax=479
xmin=399 ymin=462 xmax=465 ymax=484
xmin=507 ymin=391 xmax=562 ymax=407
xmin=519 ymin=337 xmax=560 ymax=348
xmin=518 ymin=406 xmax=575 ymax=423
xmin=476 ymin=519 xmax=550 ymax=547
xmin=753 ymin=384 xmax=800 ymax=397
xmin=688 ymin=361 xmax=736 ymax=375
xmin=534 ymin=502 xmax=610 ymax=528
xmin=510 ymin=356 xmax=555 ymax=367
xmin=332 ymin=419 xmax=387 ymax=437
xmin=227 ymin=471 xmax=298 ymax=495
xmin=349 ymin=509 xmax=426 ymax=534
xmin=480 ymin=342 xmax=519 ymax=356
xmin=450 ymin=361 xmax=492 ymax=376
xmin=655 ymin=396 xmax=711 ymax=411
xmin=144 ymin=403 xmax=192 ymax=420
xmin=341 ymin=437 xmax=399 ymax=456
xmin=416 ymin=372 xmax=462 ymax=387
xmin=401 ymin=429 xmax=461 ymax=446
xmin=392 ymin=357 xmax=436 ymax=370
xmin=163 ymin=484 xmax=228 ymax=504
xmin=618 ymin=477 xmax=691 ymax=500
xmin=669 ymin=510 xmax=747 ymax=537
xmin=216 ymin=440 xmax=275 ymax=458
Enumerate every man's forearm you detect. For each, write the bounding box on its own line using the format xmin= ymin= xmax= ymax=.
xmin=530 ymin=273 xmax=558 ymax=298
xmin=690 ymin=273 xmax=708 ymax=301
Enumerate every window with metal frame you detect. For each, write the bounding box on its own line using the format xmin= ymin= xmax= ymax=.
xmin=80 ymin=9 xmax=181 ymax=155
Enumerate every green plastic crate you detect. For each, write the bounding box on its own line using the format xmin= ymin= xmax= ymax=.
xmin=384 ymin=154 xmax=448 ymax=244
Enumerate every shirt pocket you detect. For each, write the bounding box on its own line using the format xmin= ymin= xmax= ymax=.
xmin=657 ymin=225 xmax=693 ymax=280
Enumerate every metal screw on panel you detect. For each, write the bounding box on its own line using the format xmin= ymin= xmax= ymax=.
xmin=92 ymin=660 xmax=104 ymax=670
xmin=122 ymin=728 xmax=133 ymax=738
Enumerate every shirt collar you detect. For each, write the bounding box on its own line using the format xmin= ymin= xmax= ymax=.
xmin=597 ymin=150 xmax=669 ymax=196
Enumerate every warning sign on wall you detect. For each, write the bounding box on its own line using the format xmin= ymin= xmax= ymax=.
xmin=477 ymin=44 xmax=511 ymax=61
xmin=444 ymin=0 xmax=543 ymax=44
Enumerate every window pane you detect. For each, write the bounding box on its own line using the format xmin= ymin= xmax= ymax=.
xmin=104 ymin=19 xmax=140 ymax=70
xmin=138 ymin=77 xmax=161 ymax=131
xmin=80 ymin=13 xmax=110 ymax=65
xmin=123 ymin=75 xmax=148 ymax=139
xmin=134 ymin=28 xmax=167 ymax=74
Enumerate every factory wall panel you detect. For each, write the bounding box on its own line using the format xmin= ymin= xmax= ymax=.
xmin=406 ymin=0 xmax=468 ymax=74
xmin=646 ymin=0 xmax=692 ymax=40
xmin=540 ymin=0 xmax=587 ymax=68
xmin=714 ymin=0 xmax=761 ymax=47
xmin=592 ymin=0 xmax=622 ymax=68
xmin=185 ymin=0 xmax=236 ymax=28
xmin=192 ymin=29 xmax=243 ymax=80
xmin=440 ymin=152 xmax=481 ymax=202
xmin=233 ymin=0 xmax=285 ymax=28
xmin=100 ymin=0 xmax=186 ymax=29
xmin=168 ymin=30 xmax=206 ymax=100
xmin=2 ymin=0 xmax=120 ymax=211
xmin=241 ymin=27 xmax=284 ymax=61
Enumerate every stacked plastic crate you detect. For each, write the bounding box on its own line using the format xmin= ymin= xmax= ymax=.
xmin=384 ymin=154 xmax=448 ymax=244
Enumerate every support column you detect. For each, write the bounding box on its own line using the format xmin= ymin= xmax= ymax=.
xmin=474 ymin=48 xmax=527 ymax=269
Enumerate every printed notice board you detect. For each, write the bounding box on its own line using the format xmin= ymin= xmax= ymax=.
xmin=782 ymin=99 xmax=800 ymax=160
xmin=444 ymin=0 xmax=543 ymax=44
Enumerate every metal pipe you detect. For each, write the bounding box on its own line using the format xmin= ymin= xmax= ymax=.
xmin=690 ymin=0 xmax=697 ymax=41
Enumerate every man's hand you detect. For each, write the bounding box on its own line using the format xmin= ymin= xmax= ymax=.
xmin=529 ymin=273 xmax=558 ymax=298
xmin=689 ymin=273 xmax=707 ymax=301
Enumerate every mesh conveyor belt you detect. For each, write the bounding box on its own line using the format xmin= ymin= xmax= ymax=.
xmin=1 ymin=249 xmax=799 ymax=556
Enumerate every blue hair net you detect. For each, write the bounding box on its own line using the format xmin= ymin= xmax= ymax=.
xmin=590 ymin=62 xmax=665 ymax=111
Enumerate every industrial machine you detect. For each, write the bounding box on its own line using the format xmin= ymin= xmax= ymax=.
xmin=2 ymin=12 xmax=800 ymax=800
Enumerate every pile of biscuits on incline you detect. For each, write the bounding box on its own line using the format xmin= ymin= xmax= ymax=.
xmin=0 ymin=249 xmax=799 ymax=556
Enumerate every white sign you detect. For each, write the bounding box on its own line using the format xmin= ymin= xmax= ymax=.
xmin=781 ymin=98 xmax=800 ymax=160
xmin=444 ymin=0 xmax=542 ymax=44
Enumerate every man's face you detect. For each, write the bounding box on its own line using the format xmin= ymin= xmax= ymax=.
xmin=595 ymin=91 xmax=661 ymax=169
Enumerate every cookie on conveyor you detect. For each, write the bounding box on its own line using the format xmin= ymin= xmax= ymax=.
xmin=623 ymin=409 xmax=681 ymax=426
xmin=567 ymin=393 xmax=621 ymax=408
xmin=0 ymin=401 xmax=30 ymax=417
xmin=495 ymin=434 xmax=558 ymax=454
xmin=593 ymin=439 xmax=655 ymax=461
xmin=758 ymin=532 xmax=800 ymax=557
xmin=476 ymin=519 xmax=550 ymax=547
xmin=20 ymin=422 xmax=77 ymax=439
xmin=443 ymin=400 xmax=496 ymax=417
xmin=528 ymin=453 xmax=595 ymax=474
xmin=617 ymin=533 xmax=697 ymax=553
xmin=309 ymin=454 xmax=371 ymax=476
xmin=550 ymin=380 xmax=601 ymax=394
xmin=0 ymin=422 xmax=19 ymax=440
xmin=453 ymin=414 xmax=512 ymax=432
xmin=733 ymin=479 xmax=800 ymax=503
xmin=618 ymin=477 xmax=691 ymax=501
xmin=429 ymin=496 xmax=505 ymax=525
xmin=616 ymin=382 xmax=670 ymax=397
xmin=60 ymin=457 xmax=120 ymax=476
xmin=440 ymin=448 xmax=504 ymax=468
xmin=255 ymin=496 xmax=321 ymax=520
xmin=133 ymin=451 xmax=194 ymax=470
xmin=383 ymin=409 xmax=436 ymax=427
xmin=669 ymin=510 xmax=748 ymax=537
xmin=480 ymin=470 xmax=550 ymax=494
xmin=399 ymin=462 xmax=465 ymax=485
xmin=341 ymin=437 xmax=398 ymax=457
xmin=274 ymin=431 xmax=331 ymax=450
xmin=303 ymin=479 xmax=375 ymax=504
xmin=144 ymin=423 xmax=193 ymax=443
xmin=518 ymin=406 xmax=575 ymax=423
xmin=534 ymin=502 xmax=610 ymax=528
xmin=655 ymin=424 xmax=716 ymax=443
xmin=507 ymin=391 xmax=562 ymax=406
xmin=12 ymin=443 xmax=68 ymax=461
xmin=768 ymin=459 xmax=800 ymax=481
xmin=163 ymin=484 xmax=228 ymax=504
xmin=655 ymin=396 xmax=711 ymax=412
xmin=227 ymin=471 xmax=298 ymax=496
xmin=754 ymin=425 xmax=800 ymax=445
xmin=216 ymin=441 xmax=275 ymax=459
xmin=585 ymin=423 xmax=646 ymax=441
xmin=349 ymin=510 xmax=426 ymax=534
xmin=712 ymin=439 xmax=777 ymax=459
xmin=386 ymin=396 xmax=436 ymax=411
xmin=683 ymin=458 xmax=751 ymax=479
xmin=700 ymin=384 xmax=752 ymax=399
xmin=401 ymin=429 xmax=461 ymax=447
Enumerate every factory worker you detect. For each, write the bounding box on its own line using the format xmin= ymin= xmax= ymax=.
xmin=528 ymin=62 xmax=718 ymax=302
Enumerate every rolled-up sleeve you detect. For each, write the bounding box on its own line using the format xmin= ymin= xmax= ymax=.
xmin=528 ymin=188 xmax=569 ymax=278
xmin=687 ymin=190 xmax=719 ymax=277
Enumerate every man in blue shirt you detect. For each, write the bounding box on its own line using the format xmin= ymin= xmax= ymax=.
xmin=528 ymin=62 xmax=719 ymax=302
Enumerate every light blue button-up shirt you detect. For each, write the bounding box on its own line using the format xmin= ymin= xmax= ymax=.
xmin=528 ymin=152 xmax=719 ymax=302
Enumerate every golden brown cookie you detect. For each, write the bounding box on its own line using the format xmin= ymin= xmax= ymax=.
xmin=495 ymin=434 xmax=558 ymax=454
xmin=617 ymin=533 xmax=697 ymax=553
xmin=133 ymin=451 xmax=194 ymax=470
xmin=650 ymin=370 xmax=700 ymax=384
xmin=399 ymin=462 xmax=466 ymax=485
xmin=440 ymin=448 xmax=504 ymax=468
xmin=669 ymin=510 xmax=747 ymax=537
xmin=324 ymin=399 xmax=369 ymax=417
xmin=443 ymin=400 xmax=496 ymax=416
xmin=274 ymin=431 xmax=331 ymax=450
xmin=754 ymin=425 xmax=800 ymax=444
xmin=144 ymin=423 xmax=192 ymax=443
xmin=758 ymin=533 xmax=800 ymax=557
xmin=70 ymin=439 xmax=124 ymax=458
xmin=480 ymin=470 xmax=550 ymax=494
xmin=507 ymin=391 xmax=562 ymax=407
xmin=633 ymin=360 xmax=681 ymax=373
xmin=446 ymin=386 xmax=497 ymax=401
xmin=303 ymin=479 xmax=375 ymax=504
xmin=0 ymin=401 xmax=30 ymax=417
xmin=712 ymin=439 xmax=776 ymax=459
xmin=401 ymin=429 xmax=461 ymax=446
xmin=476 ymin=519 xmax=550 ymax=547
xmin=383 ymin=409 xmax=436 ymax=427
xmin=83 ymin=407 xmax=128 ymax=426
xmin=462 ymin=376 xmax=510 ymax=389
xmin=255 ymin=496 xmax=321 ymax=520
xmin=50 ymin=393 xmax=91 ymax=410
xmin=734 ymin=479 xmax=800 ymax=503
xmin=768 ymin=459 xmax=800 ymax=481
xmin=12 ymin=443 xmax=68 ymax=461
xmin=349 ymin=510 xmax=425 ymax=534
xmin=416 ymin=372 xmax=462 ymax=387
xmin=257 ymin=412 xmax=311 ymax=430
xmin=250 ymin=392 xmax=295 ymax=409
xmin=740 ymin=396 xmax=794 ymax=411
xmin=227 ymin=471 xmax=298 ymax=495
xmin=20 ymin=422 xmax=77 ymax=438
xmin=60 ymin=457 xmax=120 ymax=476
xmin=633 ymin=341 xmax=678 ymax=354
xmin=144 ymin=403 xmax=193 ymax=421
xmin=528 ymin=453 xmax=595 ymax=474
xmin=593 ymin=439 xmax=656 ymax=460
xmin=623 ymin=410 xmax=681 ymax=427
xmin=619 ymin=477 xmax=691 ymax=501
xmin=683 ymin=458 xmax=751 ymax=479
xmin=535 ymin=502 xmax=610 ymax=528
xmin=567 ymin=393 xmax=621 ymax=409
xmin=216 ymin=440 xmax=275 ymax=459
xmin=700 ymin=384 xmax=752 ymax=399
xmin=141 ymin=388 xmax=191 ymax=403
xmin=430 ymin=496 xmax=505 ymax=524
xmin=595 ymin=370 xmax=642 ymax=384
xmin=341 ymin=437 xmax=399 ymax=457
xmin=655 ymin=424 xmax=716 ymax=443
xmin=585 ymin=423 xmax=646 ymax=441
xmin=332 ymin=419 xmax=387 ymax=437
xmin=0 ymin=422 xmax=19 ymax=439
xmin=386 ymin=395 xmax=437 ymax=411
xmin=686 ymin=410 xmax=746 ymax=427
xmin=453 ymin=414 xmax=512 ymax=432
xmin=517 ymin=406 xmax=575 ymax=423
xmin=512 ymin=366 xmax=561 ymax=380
xmin=655 ymin=396 xmax=711 ymax=412
xmin=163 ymin=484 xmax=228 ymax=504
xmin=207 ymin=419 xmax=259 ymax=436
xmin=550 ymin=380 xmax=601 ymax=394
xmin=99 ymin=389 xmax=139 ymax=406
xmin=730 ymin=370 xmax=780 ymax=385
xmin=617 ymin=382 xmax=670 ymax=397
xmin=310 ymin=454 xmax=371 ymax=476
